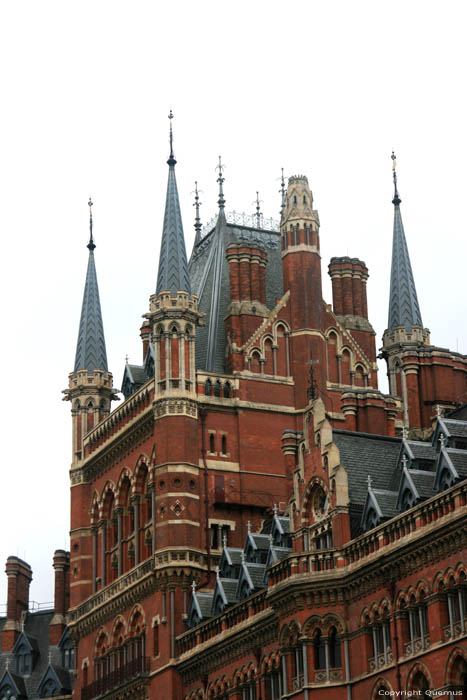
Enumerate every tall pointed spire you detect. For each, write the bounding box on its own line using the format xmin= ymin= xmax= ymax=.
xmin=216 ymin=156 xmax=226 ymax=210
xmin=156 ymin=111 xmax=191 ymax=295
xmin=74 ymin=199 xmax=108 ymax=373
xmin=387 ymin=153 xmax=423 ymax=331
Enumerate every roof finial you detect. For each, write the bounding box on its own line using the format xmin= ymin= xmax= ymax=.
xmin=367 ymin=474 xmax=373 ymax=489
xmin=391 ymin=151 xmax=401 ymax=205
xmin=253 ymin=192 xmax=263 ymax=228
xmin=436 ymin=404 xmax=442 ymax=418
xmin=88 ymin=197 xmax=95 ymax=251
xmin=401 ymin=454 xmax=408 ymax=469
xmin=247 ymin=520 xmax=251 ymax=533
xmin=168 ymin=110 xmax=176 ymax=166
xmin=191 ymin=580 xmax=196 ymax=593
xmin=439 ymin=432 xmax=447 ymax=449
xmin=125 ymin=354 xmax=129 ymax=365
xmin=215 ymin=565 xmax=220 ymax=579
xmin=402 ymin=425 xmax=408 ymax=440
xmin=193 ymin=181 xmax=202 ymax=244
xmin=273 ymin=503 xmax=278 ymax=516
xmin=279 ymin=168 xmax=287 ymax=219
xmin=216 ymin=156 xmax=225 ymax=209
xmin=222 ymin=532 xmax=227 ymax=549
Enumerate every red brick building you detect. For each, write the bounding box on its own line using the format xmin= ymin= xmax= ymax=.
xmin=64 ymin=129 xmax=467 ymax=700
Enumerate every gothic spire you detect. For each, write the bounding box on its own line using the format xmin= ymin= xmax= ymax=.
xmin=74 ymin=199 xmax=108 ymax=373
xmin=156 ymin=111 xmax=191 ymax=295
xmin=387 ymin=153 xmax=423 ymax=331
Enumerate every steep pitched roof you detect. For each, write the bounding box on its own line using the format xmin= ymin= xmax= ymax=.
xmin=74 ymin=240 xmax=108 ymax=373
xmin=189 ymin=220 xmax=282 ymax=372
xmin=333 ymin=430 xmax=401 ymax=505
xmin=155 ymin=152 xmax=191 ymax=295
xmin=387 ymin=184 xmax=423 ymax=331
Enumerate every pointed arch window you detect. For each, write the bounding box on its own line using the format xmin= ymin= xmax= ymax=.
xmin=214 ymin=380 xmax=221 ymax=397
xmin=205 ymin=379 xmax=212 ymax=396
xmin=313 ymin=630 xmax=326 ymax=669
xmin=223 ymin=382 xmax=231 ymax=398
xmin=329 ymin=627 xmax=341 ymax=668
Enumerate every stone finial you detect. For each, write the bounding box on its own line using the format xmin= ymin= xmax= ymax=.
xmin=439 ymin=433 xmax=447 ymax=449
xmin=401 ymin=454 xmax=408 ymax=469
xmin=191 ymin=580 xmax=196 ymax=593
xmin=402 ymin=425 xmax=408 ymax=440
xmin=247 ymin=520 xmax=251 ymax=533
xmin=367 ymin=474 xmax=373 ymax=489
xmin=215 ymin=566 xmax=220 ymax=579
xmin=273 ymin=503 xmax=278 ymax=515
xmin=222 ymin=533 xmax=227 ymax=549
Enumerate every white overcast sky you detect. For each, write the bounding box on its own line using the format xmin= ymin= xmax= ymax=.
xmin=0 ymin=1 xmax=466 ymax=606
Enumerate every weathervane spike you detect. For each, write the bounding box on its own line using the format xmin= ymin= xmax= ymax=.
xmin=167 ymin=110 xmax=176 ymax=165
xmin=391 ymin=151 xmax=401 ymax=205
xmin=252 ymin=192 xmax=263 ymax=228
xmin=279 ymin=168 xmax=287 ymax=219
xmin=193 ymin=181 xmax=202 ymax=244
xmin=216 ymin=156 xmax=225 ymax=209
xmin=87 ymin=197 xmax=95 ymax=251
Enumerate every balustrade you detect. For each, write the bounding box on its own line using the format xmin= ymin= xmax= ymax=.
xmin=81 ymin=656 xmax=149 ymax=700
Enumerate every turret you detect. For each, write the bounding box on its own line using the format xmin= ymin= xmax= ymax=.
xmin=146 ymin=113 xmax=203 ymax=424
xmin=63 ymin=200 xmax=117 ymax=464
xmin=281 ymin=175 xmax=326 ymax=406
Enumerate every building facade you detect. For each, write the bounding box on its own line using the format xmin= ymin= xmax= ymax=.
xmin=64 ymin=130 xmax=467 ymax=699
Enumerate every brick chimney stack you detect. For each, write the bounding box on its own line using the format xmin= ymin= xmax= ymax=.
xmin=2 ymin=556 xmax=32 ymax=651
xmin=50 ymin=549 xmax=70 ymax=644
xmin=328 ymin=257 xmax=369 ymax=319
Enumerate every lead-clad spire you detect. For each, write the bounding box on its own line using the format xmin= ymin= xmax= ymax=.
xmin=74 ymin=199 xmax=108 ymax=372
xmin=156 ymin=111 xmax=191 ymax=295
xmin=387 ymin=153 xmax=423 ymax=331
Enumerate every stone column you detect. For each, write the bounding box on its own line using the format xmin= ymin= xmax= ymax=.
xmin=133 ymin=497 xmax=140 ymax=565
xmin=92 ymin=527 xmax=98 ymax=594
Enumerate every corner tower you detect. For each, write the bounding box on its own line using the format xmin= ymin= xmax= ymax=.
xmin=63 ymin=200 xmax=117 ymax=465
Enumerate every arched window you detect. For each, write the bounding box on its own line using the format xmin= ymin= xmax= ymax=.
xmin=214 ymin=380 xmax=221 ymax=397
xmin=153 ymin=622 xmax=159 ymax=657
xmin=329 ymin=627 xmax=341 ymax=668
xmin=410 ymin=670 xmax=430 ymax=698
xmin=209 ymin=434 xmax=215 ymax=453
xmin=223 ymin=382 xmax=231 ymax=398
xmin=449 ymin=654 xmax=467 ymax=695
xmin=314 ymin=630 xmax=325 ymax=669
xmin=221 ymin=435 xmax=227 ymax=455
xmin=205 ymin=379 xmax=212 ymax=396
xmin=327 ymin=332 xmax=339 ymax=383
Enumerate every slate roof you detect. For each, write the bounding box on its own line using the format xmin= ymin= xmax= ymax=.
xmin=189 ymin=219 xmax=283 ymax=373
xmin=405 ymin=440 xmax=436 ymax=462
xmin=74 ymin=244 xmax=108 ymax=373
xmin=196 ymin=592 xmax=214 ymax=618
xmin=0 ymin=610 xmax=73 ymax=698
xmin=387 ymin=189 xmax=423 ymax=331
xmin=248 ymin=533 xmax=271 ymax=550
xmin=224 ymin=547 xmax=243 ymax=566
xmin=441 ymin=419 xmax=467 ymax=439
xmin=372 ymin=489 xmax=399 ymax=518
xmin=333 ymin=430 xmax=401 ymax=505
xmin=409 ymin=470 xmax=436 ymax=499
xmin=156 ymin=156 xmax=191 ymax=295
xmin=447 ymin=450 xmax=467 ymax=479
xmin=447 ymin=404 xmax=467 ymax=421
xmin=245 ymin=563 xmax=267 ymax=589
xmin=220 ymin=579 xmax=239 ymax=605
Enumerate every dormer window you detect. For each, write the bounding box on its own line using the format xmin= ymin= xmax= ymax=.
xmin=15 ymin=643 xmax=32 ymax=675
